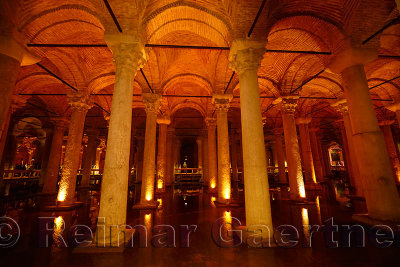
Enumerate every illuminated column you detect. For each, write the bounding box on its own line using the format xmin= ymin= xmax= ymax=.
xmin=273 ymin=128 xmax=287 ymax=184
xmin=280 ymin=96 xmax=305 ymax=200
xmin=229 ymin=39 xmax=273 ymax=231
xmin=96 ymin=34 xmax=147 ymax=245
xmin=214 ymin=94 xmax=232 ymax=202
xmin=309 ymin=128 xmax=324 ymax=182
xmin=156 ymin=116 xmax=170 ymax=192
xmin=80 ymin=128 xmax=99 ymax=188
xmin=172 ymin=137 xmax=181 ymax=180
xmin=136 ymin=93 xmax=161 ymax=206
xmin=166 ymin=128 xmax=174 ymax=185
xmin=57 ymin=95 xmax=91 ymax=204
xmin=196 ymin=137 xmax=203 ymax=170
xmin=380 ymin=121 xmax=400 ymax=183
xmin=135 ymin=132 xmax=145 ymax=182
xmin=205 ymin=118 xmax=217 ymax=191
xmin=329 ymin=47 xmax=400 ymax=221
xmin=230 ymin=130 xmax=239 ymax=183
xmin=42 ymin=119 xmax=67 ymax=194
xmin=296 ymin=118 xmax=316 ymax=184
xmin=201 ymin=129 xmax=209 ymax=183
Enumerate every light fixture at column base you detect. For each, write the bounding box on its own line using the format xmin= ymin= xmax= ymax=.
xmin=41 ymin=202 xmax=83 ymax=211
xmin=213 ymin=199 xmax=241 ymax=207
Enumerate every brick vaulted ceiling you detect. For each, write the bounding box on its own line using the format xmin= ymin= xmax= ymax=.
xmin=6 ymin=0 xmax=400 ymax=134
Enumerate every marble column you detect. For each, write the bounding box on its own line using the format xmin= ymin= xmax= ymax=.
xmin=80 ymin=128 xmax=99 ymax=188
xmin=229 ymin=39 xmax=273 ymax=232
xmin=135 ymin=132 xmax=145 ymax=182
xmin=41 ymin=119 xmax=67 ymax=194
xmin=196 ymin=137 xmax=203 ymax=170
xmin=280 ymin=96 xmax=305 ymax=200
xmin=156 ymin=116 xmax=170 ymax=193
xmin=97 ymin=34 xmax=147 ymax=245
xmin=205 ymin=118 xmax=217 ymax=191
xmin=201 ymin=129 xmax=209 ymax=184
xmin=136 ymin=93 xmax=162 ymax=206
xmin=330 ymin=47 xmax=400 ymax=221
xmin=57 ymin=96 xmax=91 ymax=204
xmin=296 ymin=118 xmax=316 ymax=184
xmin=309 ymin=128 xmax=324 ymax=182
xmin=166 ymin=128 xmax=174 ymax=185
xmin=273 ymin=128 xmax=287 ymax=184
xmin=230 ymin=130 xmax=239 ymax=199
xmin=214 ymin=94 xmax=232 ymax=202
xmin=381 ymin=121 xmax=400 ymax=183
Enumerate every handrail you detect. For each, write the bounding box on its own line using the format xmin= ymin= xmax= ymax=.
xmin=3 ymin=169 xmax=41 ymax=179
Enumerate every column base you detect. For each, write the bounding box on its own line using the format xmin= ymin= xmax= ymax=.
xmin=213 ymin=199 xmax=241 ymax=207
xmin=41 ymin=201 xmax=84 ymax=211
xmin=73 ymin=229 xmax=136 ymax=253
xmin=289 ymin=198 xmax=315 ymax=205
xmin=352 ymin=214 xmax=400 ymax=228
xmin=36 ymin=192 xmax=58 ymax=208
xmin=304 ymin=182 xmax=322 ymax=191
xmin=132 ymin=201 xmax=159 ymax=210
xmin=346 ymin=195 xmax=367 ymax=213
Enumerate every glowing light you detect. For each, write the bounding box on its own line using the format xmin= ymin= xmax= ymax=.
xmin=224 ymin=211 xmax=232 ymax=222
xmin=157 ymin=198 xmax=162 ymax=207
xmin=57 ymin=189 xmax=66 ymax=202
xmin=210 ymin=181 xmax=216 ymax=189
xmin=157 ymin=179 xmax=163 ymax=189
xmin=144 ymin=213 xmax=152 ymax=231
xmin=145 ymin=192 xmax=152 ymax=201
xmin=301 ymin=208 xmax=310 ymax=242
xmin=299 ymin=183 xmax=306 ymax=198
xmin=211 ymin=196 xmax=216 ymax=204
xmin=284 ymin=161 xmax=287 ymax=167
xmin=223 ymin=188 xmax=230 ymax=200
xmin=53 ymin=216 xmax=64 ymax=246
xmin=316 ymin=196 xmax=322 ymax=224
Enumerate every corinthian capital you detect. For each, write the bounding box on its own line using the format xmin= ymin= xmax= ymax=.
xmin=105 ymin=33 xmax=147 ymax=73
xmin=142 ymin=93 xmax=162 ymax=113
xmin=229 ymin=39 xmax=266 ymax=74
xmin=212 ymin=94 xmax=232 ymax=112
xmin=280 ymin=96 xmax=299 ymax=114
xmin=205 ymin=118 xmax=216 ymax=127
xmin=67 ymin=92 xmax=93 ymax=112
xmin=331 ymin=99 xmax=348 ymax=115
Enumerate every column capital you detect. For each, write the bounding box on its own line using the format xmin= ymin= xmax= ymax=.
xmin=212 ymin=94 xmax=232 ymax=112
xmin=142 ymin=93 xmax=162 ymax=113
xmin=387 ymin=102 xmax=400 ymax=112
xmin=331 ymin=99 xmax=348 ymax=115
xmin=157 ymin=115 xmax=171 ymax=125
xmin=205 ymin=117 xmax=216 ymax=127
xmin=327 ymin=43 xmax=377 ymax=74
xmin=295 ymin=117 xmax=312 ymax=125
xmin=104 ymin=33 xmax=147 ymax=73
xmin=280 ymin=96 xmax=299 ymax=114
xmin=229 ymin=39 xmax=266 ymax=74
xmin=67 ymin=92 xmax=93 ymax=112
xmin=51 ymin=117 xmax=69 ymax=130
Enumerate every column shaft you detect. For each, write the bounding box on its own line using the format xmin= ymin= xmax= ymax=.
xmin=298 ymin=122 xmax=316 ymax=183
xmin=342 ymin=64 xmax=400 ymax=221
xmin=81 ymin=130 xmax=98 ymax=188
xmin=381 ymin=124 xmax=400 ymax=182
xmin=309 ymin=130 xmax=324 ymax=182
xmin=274 ymin=131 xmax=287 ymax=184
xmin=206 ymin=119 xmax=217 ymax=190
xmin=156 ymin=122 xmax=169 ymax=192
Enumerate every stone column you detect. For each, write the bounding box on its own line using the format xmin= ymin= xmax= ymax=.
xmin=57 ymin=95 xmax=91 ymax=204
xmin=166 ymin=128 xmax=174 ymax=185
xmin=205 ymin=118 xmax=217 ymax=191
xmin=296 ymin=117 xmax=316 ymax=184
xmin=214 ymin=94 xmax=232 ymax=202
xmin=309 ymin=128 xmax=324 ymax=182
xmin=135 ymin=132 xmax=145 ymax=182
xmin=196 ymin=137 xmax=203 ymax=170
xmin=230 ymin=130 xmax=239 ymax=199
xmin=229 ymin=39 xmax=273 ymax=232
xmin=171 ymin=137 xmax=181 ymax=182
xmin=97 ymin=34 xmax=147 ymax=245
xmin=381 ymin=121 xmax=400 ymax=183
xmin=201 ymin=129 xmax=209 ymax=184
xmin=156 ymin=116 xmax=170 ymax=192
xmin=80 ymin=128 xmax=99 ymax=188
xmin=136 ymin=93 xmax=161 ymax=207
xmin=330 ymin=47 xmax=400 ymax=221
xmin=280 ymin=96 xmax=306 ymax=200
xmin=273 ymin=128 xmax=287 ymax=184
xmin=41 ymin=119 xmax=67 ymax=194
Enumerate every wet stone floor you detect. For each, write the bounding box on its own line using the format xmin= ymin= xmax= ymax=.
xmin=1 ymin=187 xmax=400 ymax=267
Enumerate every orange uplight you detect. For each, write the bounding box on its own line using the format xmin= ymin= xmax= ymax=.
xmin=157 ymin=198 xmax=162 ymax=207
xmin=157 ymin=180 xmax=163 ymax=189
xmin=145 ymin=192 xmax=152 ymax=201
xmin=223 ymin=188 xmax=230 ymax=200
xmin=299 ymin=184 xmax=306 ymax=198
xmin=210 ymin=181 xmax=216 ymax=189
xmin=211 ymin=196 xmax=216 ymax=203
xmin=53 ymin=216 xmax=64 ymax=246
xmin=224 ymin=211 xmax=232 ymax=223
xmin=57 ymin=189 xmax=66 ymax=202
